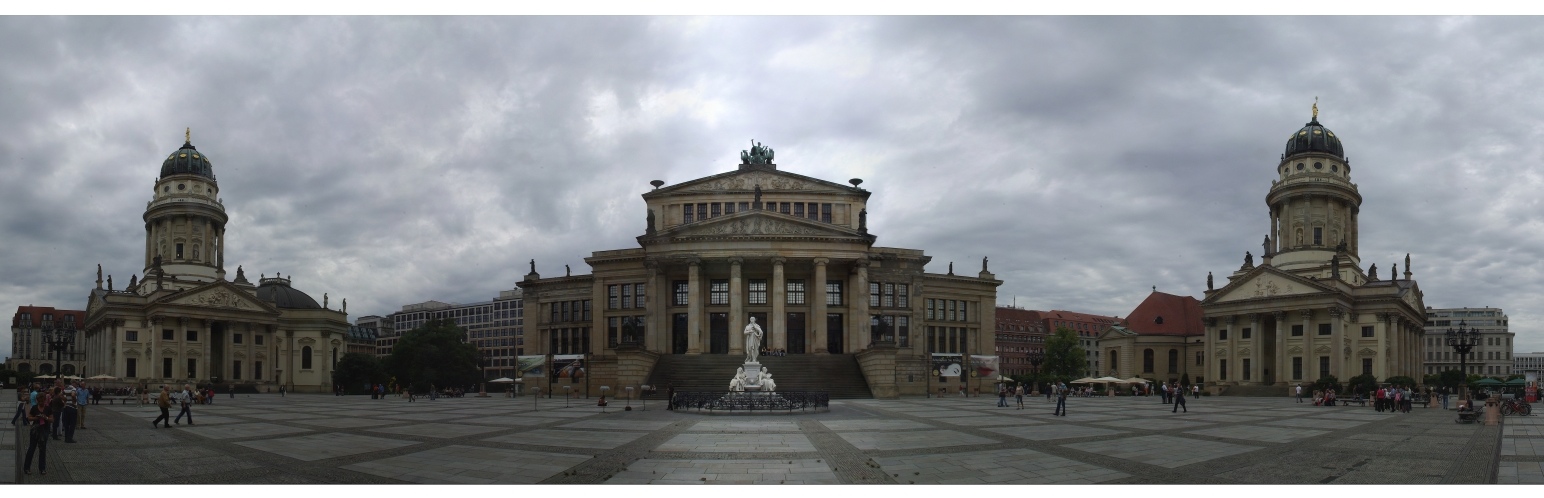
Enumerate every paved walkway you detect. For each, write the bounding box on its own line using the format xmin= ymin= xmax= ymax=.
xmin=3 ymin=393 xmax=1514 ymax=484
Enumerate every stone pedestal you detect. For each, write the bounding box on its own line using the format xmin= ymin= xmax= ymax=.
xmin=1485 ymin=395 xmax=1502 ymax=426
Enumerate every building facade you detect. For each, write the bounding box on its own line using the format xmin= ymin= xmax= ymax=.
xmin=517 ymin=147 xmax=1001 ymax=397
xmin=78 ymin=132 xmax=351 ymax=392
xmin=1515 ymin=353 xmax=1544 ymax=378
xmin=1038 ymin=310 xmax=1120 ymax=376
xmin=1201 ymin=108 xmax=1427 ymax=389
xmin=994 ymin=307 xmax=1046 ymax=377
xmin=385 ymin=288 xmax=524 ymax=379
xmin=7 ymin=306 xmax=87 ymax=375
xmin=1423 ymin=307 xmax=1514 ymax=377
xmin=1098 ymin=291 xmax=1206 ymax=384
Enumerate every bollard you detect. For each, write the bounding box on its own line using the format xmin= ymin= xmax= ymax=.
xmin=1485 ymin=395 xmax=1502 ymax=426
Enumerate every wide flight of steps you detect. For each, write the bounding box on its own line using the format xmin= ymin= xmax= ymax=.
xmin=645 ymin=354 xmax=874 ymax=399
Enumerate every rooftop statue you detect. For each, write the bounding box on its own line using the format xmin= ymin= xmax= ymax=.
xmin=741 ymin=140 xmax=774 ymax=165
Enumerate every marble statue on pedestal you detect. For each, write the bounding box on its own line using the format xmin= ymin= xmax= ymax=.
xmin=730 ymin=367 xmax=747 ymax=392
xmin=759 ymin=368 xmax=776 ymax=392
xmin=744 ymin=316 xmax=764 ymax=363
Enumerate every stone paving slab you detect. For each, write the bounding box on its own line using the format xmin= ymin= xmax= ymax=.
xmin=294 ymin=417 xmax=407 ymax=429
xmin=603 ymin=458 xmax=839 ymax=484
xmin=837 ymin=429 xmax=996 ymax=451
xmin=343 ymin=444 xmax=591 ymax=484
xmin=487 ymin=429 xmax=649 ymax=449
xmin=464 ymin=415 xmax=569 ymax=427
xmin=1096 ymin=418 xmax=1215 ymax=430
xmin=236 ymin=432 xmax=419 ymax=461
xmin=1498 ymin=461 xmax=1544 ymax=484
xmin=1264 ymin=418 xmax=1371 ymax=430
xmin=984 ymin=424 xmax=1125 ymax=441
xmin=1063 ymin=434 xmax=1262 ymax=468
xmin=874 ymin=448 xmax=1128 ymax=484
xmin=1182 ymin=413 xmax=1274 ymax=423
xmin=1024 ymin=413 xmax=1127 ymax=422
xmin=368 ymin=423 xmax=509 ymax=438
xmin=1184 ymin=424 xmax=1329 ymax=443
xmin=657 ymin=433 xmax=817 ymax=452
xmin=559 ymin=419 xmax=676 ymax=431
xmin=1504 ymin=426 xmax=1544 ymax=437
xmin=818 ymin=419 xmax=934 ymax=431
xmin=375 ymin=412 xmax=472 ymax=421
xmin=686 ymin=420 xmax=801 ymax=432
xmin=175 ymin=422 xmax=312 ymax=440
xmin=929 ymin=415 xmax=1041 ymax=427
xmin=1502 ymin=437 xmax=1544 ymax=456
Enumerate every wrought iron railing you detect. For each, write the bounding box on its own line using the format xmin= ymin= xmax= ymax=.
xmin=669 ymin=391 xmax=829 ymax=413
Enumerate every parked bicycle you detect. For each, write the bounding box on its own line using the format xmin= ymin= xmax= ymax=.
xmin=1500 ymin=398 xmax=1532 ymax=416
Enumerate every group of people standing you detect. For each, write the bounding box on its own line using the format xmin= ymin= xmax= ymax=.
xmin=13 ymin=380 xmax=91 ymax=476
xmin=1374 ymin=385 xmax=1416 ymax=413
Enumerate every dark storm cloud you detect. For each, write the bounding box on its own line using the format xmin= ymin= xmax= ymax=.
xmin=4 ymin=16 xmax=1544 ymax=359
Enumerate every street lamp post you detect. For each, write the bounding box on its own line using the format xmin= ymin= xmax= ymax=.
xmin=1446 ymin=320 xmax=1482 ymax=403
xmin=1028 ymin=350 xmax=1045 ymax=395
xmin=25 ymin=318 xmax=78 ymax=381
xmin=478 ymin=351 xmax=489 ymax=397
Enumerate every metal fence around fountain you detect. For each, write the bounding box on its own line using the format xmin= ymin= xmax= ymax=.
xmin=670 ymin=391 xmax=829 ymax=413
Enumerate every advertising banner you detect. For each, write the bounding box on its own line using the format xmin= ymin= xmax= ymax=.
xmin=516 ymin=355 xmax=547 ymax=379
xmin=932 ymin=353 xmax=963 ymax=378
xmin=553 ymin=354 xmax=586 ymax=380
xmin=972 ymin=355 xmax=999 ymax=379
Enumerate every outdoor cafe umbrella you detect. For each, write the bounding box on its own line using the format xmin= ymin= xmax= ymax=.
xmin=86 ymin=374 xmax=118 ymax=380
xmin=1122 ymin=377 xmax=1149 ymax=385
xmin=1505 ymin=378 xmax=1527 ymax=387
xmin=1093 ymin=376 xmax=1124 ymax=383
xmin=1475 ymin=378 xmax=1503 ymax=386
xmin=1070 ymin=377 xmax=1099 ymax=384
xmin=488 ymin=377 xmax=516 ymax=383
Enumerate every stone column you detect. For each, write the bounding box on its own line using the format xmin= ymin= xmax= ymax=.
xmin=1375 ymin=313 xmax=1389 ymax=378
xmin=645 ymin=262 xmax=663 ymax=353
xmin=729 ymin=257 xmax=744 ymax=355
xmin=1226 ymin=316 xmax=1238 ymax=383
xmin=812 ymin=258 xmax=829 ymax=354
xmin=1300 ymin=310 xmax=1314 ymax=380
xmin=771 ymin=257 xmax=787 ymax=351
xmin=1250 ymin=314 xmax=1262 ymax=384
xmin=1328 ymin=307 xmax=1344 ymax=379
xmin=285 ymin=330 xmax=295 ymax=390
xmin=1273 ymin=311 xmax=1288 ymax=385
xmin=202 ymin=320 xmax=212 ymax=382
xmin=686 ymin=258 xmax=703 ymax=354
xmin=850 ymin=259 xmax=869 ymax=353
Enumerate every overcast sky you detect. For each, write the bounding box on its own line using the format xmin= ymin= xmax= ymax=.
xmin=3 ymin=16 xmax=1543 ymax=361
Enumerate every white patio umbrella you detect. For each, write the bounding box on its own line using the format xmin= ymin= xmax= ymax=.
xmin=488 ymin=377 xmax=516 ymax=383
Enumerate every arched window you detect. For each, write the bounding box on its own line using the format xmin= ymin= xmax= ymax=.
xmin=302 ymin=346 xmax=313 ymax=370
xmin=1143 ymin=349 xmax=1155 ymax=373
xmin=40 ymin=363 xmax=54 ymax=374
xmin=17 ymin=363 xmax=30 ymax=373
xmin=1168 ymin=349 xmax=1180 ymax=373
xmin=61 ymin=364 xmax=76 ymax=375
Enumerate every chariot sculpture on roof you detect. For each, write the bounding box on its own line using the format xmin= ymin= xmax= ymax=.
xmin=741 ymin=140 xmax=774 ymax=165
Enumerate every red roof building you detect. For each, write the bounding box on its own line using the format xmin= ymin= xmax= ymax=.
xmin=8 ymin=305 xmax=87 ymax=375
xmin=994 ymin=307 xmax=1047 ymax=376
xmin=1098 ymin=291 xmax=1206 ymax=383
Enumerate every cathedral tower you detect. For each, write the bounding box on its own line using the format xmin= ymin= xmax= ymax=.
xmin=143 ymin=128 xmax=227 ymax=283
xmin=1264 ymin=103 xmax=1363 ymax=279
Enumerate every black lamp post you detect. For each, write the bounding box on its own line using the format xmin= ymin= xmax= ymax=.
xmin=478 ymin=351 xmax=490 ymax=397
xmin=1028 ymin=350 xmax=1046 ymax=395
xmin=26 ymin=318 xmax=78 ymax=380
xmin=1445 ymin=319 xmax=1481 ymax=402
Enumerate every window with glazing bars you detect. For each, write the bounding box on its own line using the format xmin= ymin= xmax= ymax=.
xmin=710 ymin=280 xmax=729 ymax=305
xmin=749 ymin=279 xmax=767 ymax=305
xmin=786 ymin=280 xmax=805 ymax=305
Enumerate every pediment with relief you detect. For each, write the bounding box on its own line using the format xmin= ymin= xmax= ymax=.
xmin=669 ymin=170 xmax=853 ymax=195
xmin=1207 ymin=267 xmax=1328 ymax=304
xmin=164 ymin=282 xmax=272 ymax=312
xmin=664 ymin=212 xmax=864 ymax=239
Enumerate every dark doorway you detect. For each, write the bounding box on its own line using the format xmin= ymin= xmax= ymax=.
xmin=672 ymin=313 xmax=688 ymax=354
xmin=211 ymin=322 xmax=226 ymax=382
xmin=709 ymin=313 xmax=729 ymax=354
xmin=827 ymin=313 xmax=844 ymax=354
xmin=787 ymin=312 xmax=806 ymax=354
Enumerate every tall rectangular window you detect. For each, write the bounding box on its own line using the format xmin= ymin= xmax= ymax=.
xmin=561 ymin=301 xmax=570 ymax=322
xmin=1196 ymin=351 xmax=1204 ymax=366
xmin=948 ymin=300 xmax=957 ymax=321
xmin=779 ymin=202 xmax=790 ymax=214
xmin=583 ymin=300 xmax=591 ymax=321
xmin=232 ymin=333 xmax=242 ymax=344
xmin=621 ymin=284 xmax=632 ymax=309
xmin=1361 ymin=326 xmax=1374 ymax=338
xmin=1243 ymin=359 xmax=1251 ymax=380
xmin=1291 ymin=325 xmax=1303 ymax=336
xmin=1242 ymin=328 xmax=1252 ymax=339
xmin=233 ymin=360 xmax=242 ymax=380
xmin=786 ymin=280 xmax=805 ymax=305
xmin=162 ymin=358 xmax=173 ymax=378
xmin=608 ymin=317 xmax=619 ymax=348
xmin=821 ymin=204 xmax=832 ymax=223
xmin=926 ymin=299 xmax=935 ymax=320
xmin=710 ymin=280 xmax=729 ymax=305
xmin=898 ymin=316 xmax=910 ymax=347
xmin=1314 ymin=227 xmax=1323 ymax=245
xmin=634 ymin=283 xmax=646 ymax=308
xmin=882 ymin=283 xmax=895 ymax=307
xmin=683 ymin=205 xmax=694 ymax=224
xmin=1218 ymin=329 xmax=1228 ymax=340
xmin=608 ymin=285 xmax=620 ymax=309
xmin=869 ymin=282 xmax=881 ymax=307
xmin=897 ymin=284 xmax=908 ymax=308
xmin=673 ymin=281 xmax=689 ymax=306
xmin=1219 ymin=359 xmax=1228 ymax=380
xmin=793 ymin=203 xmax=804 ymax=218
xmin=724 ymin=202 xmax=736 ymax=215
xmin=1362 ymin=358 xmax=1373 ymax=375
xmin=697 ymin=203 xmax=708 ymax=222
xmin=749 ymin=279 xmax=768 ymax=305
xmin=126 ymin=358 xmax=138 ymax=378
xmin=1319 ymin=356 xmax=1330 ymax=379
xmin=1318 ymin=324 xmax=1331 ymax=335
xmin=710 ymin=202 xmax=722 ymax=218
xmin=1292 ymin=357 xmax=1302 ymax=380
xmin=738 ymin=202 xmax=750 ymax=212
xmin=255 ymin=335 xmax=264 ymax=346
xmin=826 ymin=281 xmax=842 ymax=306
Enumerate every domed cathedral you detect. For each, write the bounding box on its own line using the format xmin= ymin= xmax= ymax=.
xmin=518 ymin=143 xmax=1002 ymax=398
xmin=79 ymin=130 xmax=351 ymax=393
xmin=1200 ymin=104 xmax=1427 ymax=392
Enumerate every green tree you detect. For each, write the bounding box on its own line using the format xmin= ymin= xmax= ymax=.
xmin=1313 ymin=375 xmax=1342 ymax=393
xmin=1439 ymin=369 xmax=1466 ymax=388
xmin=385 ymin=319 xmax=480 ymax=392
xmin=1346 ymin=373 xmax=1378 ymax=395
xmin=1042 ymin=327 xmax=1087 ymax=381
xmin=333 ymin=352 xmax=389 ymax=394
xmin=1385 ymin=375 xmax=1417 ymax=388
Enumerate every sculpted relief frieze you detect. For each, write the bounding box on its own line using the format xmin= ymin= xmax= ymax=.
xmin=1252 ymin=278 xmax=1295 ymax=298
xmin=184 ymin=290 xmax=252 ymax=309
xmin=684 ymin=172 xmax=815 ymax=192
xmin=687 ymin=217 xmax=822 ymax=237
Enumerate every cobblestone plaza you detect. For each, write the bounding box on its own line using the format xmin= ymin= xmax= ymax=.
xmin=0 ymin=393 xmax=1532 ymax=484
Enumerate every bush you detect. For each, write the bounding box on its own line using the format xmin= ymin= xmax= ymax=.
xmin=1346 ymin=374 xmax=1378 ymax=395
xmin=1385 ymin=375 xmax=1417 ymax=388
xmin=1313 ymin=375 xmax=1342 ymax=393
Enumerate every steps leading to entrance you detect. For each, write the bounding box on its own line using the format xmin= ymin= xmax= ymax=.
xmin=1221 ymin=385 xmax=1291 ymax=397
xmin=645 ymin=354 xmax=873 ymax=399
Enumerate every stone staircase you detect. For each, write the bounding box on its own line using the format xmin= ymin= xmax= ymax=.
xmin=645 ymin=354 xmax=873 ymax=399
xmin=1220 ymin=384 xmax=1291 ymax=397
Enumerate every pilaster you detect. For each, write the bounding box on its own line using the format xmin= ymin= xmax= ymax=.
xmin=687 ymin=258 xmax=703 ymax=354
xmin=729 ymin=257 xmax=744 ymax=355
xmin=812 ymin=258 xmax=829 ymax=354
xmin=771 ymin=256 xmax=787 ymax=351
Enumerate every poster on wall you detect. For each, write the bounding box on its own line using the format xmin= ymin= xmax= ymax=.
xmin=553 ymin=354 xmax=586 ymax=380
xmin=516 ymin=355 xmax=547 ymax=379
xmin=932 ymin=353 xmax=962 ymax=377
xmin=1528 ymin=372 xmax=1538 ymax=402
xmin=972 ymin=355 xmax=999 ymax=379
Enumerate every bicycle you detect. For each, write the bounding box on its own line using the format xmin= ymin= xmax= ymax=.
xmin=1500 ymin=398 xmax=1532 ymax=416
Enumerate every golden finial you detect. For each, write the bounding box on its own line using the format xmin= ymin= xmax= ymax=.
xmin=1312 ymin=97 xmax=1318 ymax=120
xmin=185 ymin=127 xmax=191 ymax=143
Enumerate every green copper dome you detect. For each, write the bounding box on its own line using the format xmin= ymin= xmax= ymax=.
xmin=1283 ymin=117 xmax=1345 ymax=160
xmin=160 ymin=139 xmax=216 ymax=180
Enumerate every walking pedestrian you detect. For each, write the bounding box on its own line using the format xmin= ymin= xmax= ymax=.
xmin=22 ymin=396 xmax=53 ymax=475
xmin=152 ymin=386 xmax=172 ymax=428
xmin=74 ymin=381 xmax=89 ymax=429
xmin=1296 ymin=384 xmax=1304 ymax=403
xmin=1053 ymin=382 xmax=1068 ymax=416
xmin=1015 ymin=385 xmax=1025 ymax=409
xmin=1173 ymin=384 xmax=1188 ymax=413
xmin=47 ymin=386 xmax=64 ymax=440
xmin=61 ymin=383 xmax=79 ymax=443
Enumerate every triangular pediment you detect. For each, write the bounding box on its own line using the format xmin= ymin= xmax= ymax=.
xmin=160 ymin=280 xmax=278 ymax=313
xmin=650 ymin=168 xmax=859 ymax=197
xmin=652 ymin=210 xmax=870 ymax=241
xmin=1287 ymin=346 xmax=1303 ymax=355
xmin=1204 ymin=266 xmax=1333 ymax=305
xmin=1098 ymin=326 xmax=1138 ymax=341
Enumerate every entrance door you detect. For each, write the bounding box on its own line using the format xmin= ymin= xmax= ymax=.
xmin=672 ymin=313 xmax=688 ymax=354
xmin=826 ymin=313 xmax=844 ymax=354
xmin=787 ymin=312 xmax=806 ymax=354
xmin=709 ymin=313 xmax=729 ymax=354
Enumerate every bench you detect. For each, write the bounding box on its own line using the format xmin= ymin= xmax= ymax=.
xmin=99 ymin=396 xmax=138 ymax=405
xmin=1337 ymin=398 xmax=1367 ymax=407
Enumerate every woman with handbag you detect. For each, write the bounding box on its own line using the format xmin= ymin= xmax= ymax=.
xmin=23 ymin=392 xmax=54 ymax=475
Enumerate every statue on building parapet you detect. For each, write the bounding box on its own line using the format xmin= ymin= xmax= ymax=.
xmin=1243 ymin=251 xmax=1253 ymax=269
xmin=1405 ymin=253 xmax=1412 ymax=280
xmin=948 ymin=262 xmax=954 ymax=275
xmin=1368 ymin=264 xmax=1378 ymax=280
xmin=529 ymin=259 xmax=536 ymax=274
xmin=566 ymin=265 xmax=571 ymax=277
xmin=858 ymin=208 xmax=867 ymax=232
xmin=1391 ymin=263 xmax=1397 ymax=280
xmin=342 ymin=299 xmax=347 ymax=314
xmin=324 ymin=293 xmax=329 ymax=308
xmin=646 ymin=209 xmax=656 ymax=234
xmin=1263 ymin=235 xmax=1272 ymax=256
xmin=107 ymin=275 xmax=113 ymax=291
xmin=753 ymin=184 xmax=762 ymax=209
xmin=128 ymin=274 xmax=138 ymax=291
xmin=97 ymin=264 xmax=103 ymax=288
xmin=741 ymin=140 xmax=774 ymax=165
xmin=1206 ymin=272 xmax=1213 ymax=290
